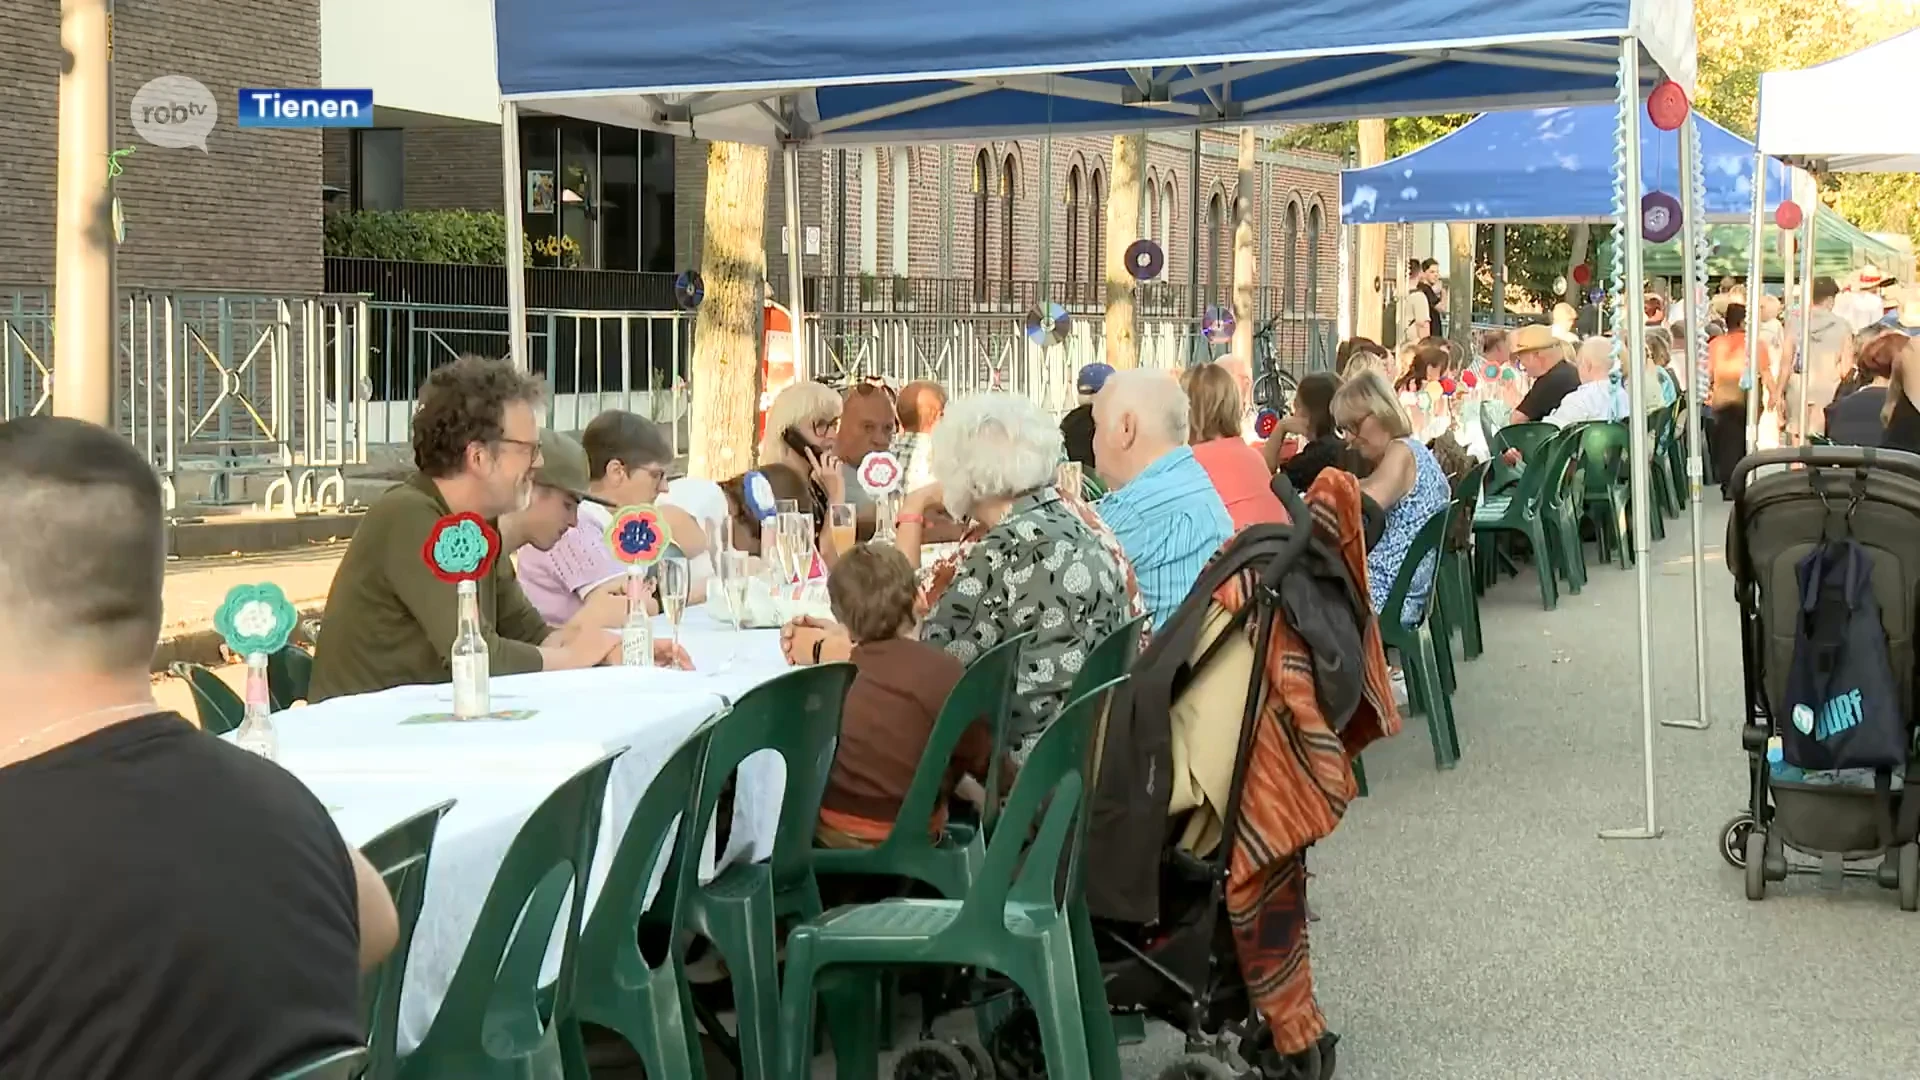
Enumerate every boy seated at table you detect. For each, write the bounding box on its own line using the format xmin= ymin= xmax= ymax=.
xmin=814 ymin=543 xmax=994 ymax=850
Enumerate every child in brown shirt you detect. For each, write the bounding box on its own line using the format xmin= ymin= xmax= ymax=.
xmin=815 ymin=543 xmax=984 ymax=848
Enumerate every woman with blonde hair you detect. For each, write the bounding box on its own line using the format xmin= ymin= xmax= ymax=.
xmin=1182 ymin=362 xmax=1284 ymax=529
xmin=758 ymin=380 xmax=846 ymax=510
xmin=1332 ymin=372 xmax=1451 ymax=625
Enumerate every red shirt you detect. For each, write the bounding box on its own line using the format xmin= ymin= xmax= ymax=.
xmin=1190 ymin=437 xmax=1287 ymax=530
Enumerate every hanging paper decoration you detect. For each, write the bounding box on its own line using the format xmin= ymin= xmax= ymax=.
xmin=606 ymin=505 xmax=671 ymax=566
xmin=1641 ymin=191 xmax=1683 ymax=244
xmin=423 ymin=512 xmax=500 ymax=584
xmin=1253 ymin=408 xmax=1279 ymax=439
xmin=1646 ymin=80 xmax=1689 ymax=132
xmin=1460 ymin=369 xmax=1478 ymax=390
xmin=1775 ymin=200 xmax=1803 ymax=231
xmin=1501 ymin=366 xmax=1520 ymax=382
xmin=214 ymin=582 xmax=299 ymax=658
xmin=674 ymin=270 xmax=705 ymax=310
xmin=1440 ymin=376 xmax=1458 ymax=396
xmin=1571 ymin=264 xmax=1592 ymax=287
xmin=1203 ymin=305 xmax=1236 ymax=345
xmin=1124 ymin=238 xmax=1165 ymax=281
xmin=740 ymin=471 xmax=778 ymax=522
xmin=1024 ymin=303 xmax=1071 ymax=347
xmin=857 ymin=451 xmax=902 ymax=497
xmin=1481 ymin=362 xmax=1500 ymax=381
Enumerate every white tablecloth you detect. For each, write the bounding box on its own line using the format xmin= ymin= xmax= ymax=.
xmin=269 ymin=610 xmax=792 ymax=1055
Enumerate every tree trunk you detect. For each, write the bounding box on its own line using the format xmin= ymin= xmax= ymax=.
xmin=687 ymin=140 xmax=769 ymax=480
xmin=1565 ymin=223 xmax=1590 ymax=302
xmin=1355 ymin=120 xmax=1388 ymax=342
xmin=1105 ymin=134 xmax=1142 ymax=369
xmin=1447 ymin=222 xmax=1474 ymax=347
xmin=1227 ymin=128 xmax=1256 ymax=401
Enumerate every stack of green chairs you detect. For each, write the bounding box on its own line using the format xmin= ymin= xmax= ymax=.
xmin=1539 ymin=423 xmax=1591 ymax=598
xmin=1375 ymin=508 xmax=1460 ymax=770
xmin=359 ymin=801 xmax=454 ymax=1080
xmin=1648 ymin=408 xmax=1683 ymax=522
xmin=1436 ymin=460 xmax=1492 ymax=662
xmin=1474 ymin=423 xmax=1579 ymax=611
xmin=1579 ymin=422 xmax=1633 ymax=569
xmin=396 ymin=751 xmax=624 ymax=1080
xmin=566 ymin=717 xmax=722 ymax=1079
xmin=668 ymin=664 xmax=860 ymax=1080
xmin=775 ymin=679 xmax=1130 ymax=1080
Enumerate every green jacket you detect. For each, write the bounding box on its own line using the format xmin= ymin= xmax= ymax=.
xmin=308 ymin=473 xmax=548 ymax=702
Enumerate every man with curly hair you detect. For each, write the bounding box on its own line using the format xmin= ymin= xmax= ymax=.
xmin=309 ymin=355 xmax=622 ymax=701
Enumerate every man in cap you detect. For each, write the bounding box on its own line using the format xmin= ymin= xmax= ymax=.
xmin=1060 ymin=362 xmax=1112 ymax=470
xmin=1508 ymin=323 xmax=1582 ymax=426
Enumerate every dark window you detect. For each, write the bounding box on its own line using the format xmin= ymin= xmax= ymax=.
xmin=352 ymin=128 xmax=404 ymax=212
xmin=972 ymin=150 xmax=990 ymax=304
xmin=1065 ymin=166 xmax=1082 ymax=289
xmin=1305 ymin=202 xmax=1323 ymax=312
xmin=1001 ymin=155 xmax=1018 ymax=289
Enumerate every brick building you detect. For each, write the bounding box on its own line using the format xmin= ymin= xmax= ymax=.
xmin=0 ymin=0 xmax=323 ymax=293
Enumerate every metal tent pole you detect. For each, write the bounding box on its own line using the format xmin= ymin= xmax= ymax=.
xmin=1601 ymin=38 xmax=1663 ymax=842
xmin=1744 ymin=123 xmax=1765 ymax=468
xmin=1663 ymin=111 xmax=1711 ymax=733
xmin=499 ymin=101 xmax=529 ymax=371
xmin=783 ymin=142 xmax=809 ymax=381
xmin=1795 ymin=171 xmax=1819 ymax=441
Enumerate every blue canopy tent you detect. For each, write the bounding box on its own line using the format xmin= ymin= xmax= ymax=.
xmin=1339 ymin=106 xmax=1789 ymax=224
xmin=489 ymin=0 xmax=1700 ymax=840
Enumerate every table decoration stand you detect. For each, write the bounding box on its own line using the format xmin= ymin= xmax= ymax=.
xmin=212 ymin=582 xmax=299 ymax=758
xmin=425 ymin=512 xmax=502 ymax=719
xmin=607 ymin=504 xmax=671 ymax=667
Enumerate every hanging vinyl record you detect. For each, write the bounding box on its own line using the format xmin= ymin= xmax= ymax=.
xmin=1124 ymin=238 xmax=1165 ymax=281
xmin=1025 ymin=302 xmax=1071 ymax=347
xmin=1552 ymin=275 xmax=1569 ymax=296
xmin=674 ymin=270 xmax=705 ymax=310
xmin=1641 ymin=191 xmax=1683 ymax=244
xmin=1646 ymin=79 xmax=1689 ymax=132
xmin=1203 ymin=305 xmax=1235 ymax=345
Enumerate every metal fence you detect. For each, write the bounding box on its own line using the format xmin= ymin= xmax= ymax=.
xmin=1 ymin=289 xmax=369 ymax=512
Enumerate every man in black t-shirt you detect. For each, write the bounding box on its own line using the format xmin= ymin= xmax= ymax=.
xmin=0 ymin=417 xmax=397 ymax=1080
xmin=1418 ymin=258 xmax=1446 ymax=340
xmin=1508 ymin=323 xmax=1583 ymax=424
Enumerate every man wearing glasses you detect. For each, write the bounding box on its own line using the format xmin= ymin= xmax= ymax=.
xmin=308 ymin=355 xmax=620 ymax=702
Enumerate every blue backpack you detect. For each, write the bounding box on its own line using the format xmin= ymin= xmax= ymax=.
xmin=1780 ymin=536 xmax=1907 ymax=774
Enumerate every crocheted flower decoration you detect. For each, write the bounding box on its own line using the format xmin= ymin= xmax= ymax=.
xmin=607 ymin=505 xmax=670 ymax=566
xmin=423 ymin=512 xmax=499 ymax=583
xmin=213 ymin=582 xmax=298 ymax=658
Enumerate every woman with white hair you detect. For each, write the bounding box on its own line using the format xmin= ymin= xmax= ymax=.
xmin=783 ymin=391 xmax=1140 ymax=753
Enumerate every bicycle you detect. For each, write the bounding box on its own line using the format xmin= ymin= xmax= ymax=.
xmin=1249 ymin=317 xmax=1300 ymax=410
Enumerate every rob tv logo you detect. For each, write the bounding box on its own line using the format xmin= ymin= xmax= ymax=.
xmin=237 ymin=88 xmax=374 ymax=128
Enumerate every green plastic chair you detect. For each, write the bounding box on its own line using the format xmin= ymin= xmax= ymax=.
xmin=169 ymin=661 xmax=244 ymax=735
xmin=1579 ymin=422 xmax=1633 ymax=569
xmin=775 ymin=679 xmax=1130 ymax=1080
xmin=567 ymin=718 xmax=720 ymax=1080
xmin=269 ymin=645 xmax=316 ymax=710
xmin=1473 ymin=424 xmax=1569 ymax=611
xmin=359 ymin=801 xmax=455 ymax=1080
xmin=1486 ymin=420 xmax=1556 ymax=495
xmin=1538 ymin=424 xmax=1590 ymax=597
xmin=1437 ymin=460 xmax=1491 ymax=662
xmin=272 ymin=1047 xmax=368 ymax=1080
xmin=1648 ymin=407 xmax=1682 ymax=520
xmin=813 ymin=632 xmax=1032 ymax=901
xmin=666 ymin=663 xmax=859 ymax=1080
xmin=396 ymin=750 xmax=624 ymax=1080
xmin=1378 ymin=507 xmax=1460 ymax=769
xmin=1660 ymin=398 xmax=1691 ymax=512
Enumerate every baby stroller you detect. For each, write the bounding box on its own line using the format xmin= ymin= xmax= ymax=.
xmin=1719 ymin=445 xmax=1920 ymax=909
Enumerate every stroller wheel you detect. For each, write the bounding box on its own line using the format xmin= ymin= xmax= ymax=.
xmin=985 ymin=1007 xmax=1045 ymax=1080
xmin=1154 ymin=1054 xmax=1241 ymax=1080
xmin=1720 ymin=815 xmax=1755 ymax=869
xmin=894 ymin=1041 xmax=979 ymax=1080
xmin=1899 ymin=843 xmax=1919 ymax=913
xmin=1744 ymin=831 xmax=1767 ymax=901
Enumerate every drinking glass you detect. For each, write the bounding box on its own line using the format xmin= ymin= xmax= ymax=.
xmin=659 ymin=556 xmax=690 ymax=657
xmin=827 ymin=503 xmax=857 ymax=556
xmin=721 ymin=549 xmax=752 ymax=631
xmin=1056 ymin=460 xmax=1083 ymax=500
xmin=871 ymin=491 xmax=900 ymax=545
xmin=775 ymin=498 xmax=799 ymax=518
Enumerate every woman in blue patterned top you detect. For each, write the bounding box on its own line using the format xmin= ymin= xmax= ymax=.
xmin=1333 ymin=371 xmax=1451 ymax=625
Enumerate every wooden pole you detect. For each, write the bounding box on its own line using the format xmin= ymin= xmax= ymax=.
xmin=54 ymin=0 xmax=114 ymax=424
xmin=1354 ymin=120 xmax=1387 ymax=342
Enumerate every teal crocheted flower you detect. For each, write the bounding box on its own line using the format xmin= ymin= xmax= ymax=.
xmin=213 ymin=582 xmax=297 ymax=657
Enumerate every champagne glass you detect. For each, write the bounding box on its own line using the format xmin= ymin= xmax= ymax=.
xmin=721 ymin=549 xmax=752 ymax=631
xmin=775 ymin=498 xmax=799 ymax=518
xmin=659 ymin=556 xmax=690 ymax=658
xmin=827 ymin=503 xmax=857 ymax=557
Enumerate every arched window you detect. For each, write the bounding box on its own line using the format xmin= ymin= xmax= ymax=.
xmin=972 ymin=150 xmax=991 ymax=304
xmin=1283 ymin=199 xmax=1301 ymax=315
xmin=1206 ymin=192 xmax=1227 ymax=305
xmin=1159 ymin=181 xmax=1175 ymax=281
xmin=1089 ymin=170 xmax=1105 ymax=293
xmin=1065 ymin=165 xmax=1083 ymax=289
xmin=1001 ymin=155 xmax=1018 ymax=290
xmin=890 ymin=148 xmax=911 ymax=279
xmin=858 ymin=149 xmax=879 ymax=276
xmin=1305 ymin=201 xmax=1324 ymax=312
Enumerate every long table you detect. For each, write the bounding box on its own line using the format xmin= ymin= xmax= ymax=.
xmin=267 ymin=608 xmax=791 ymax=1054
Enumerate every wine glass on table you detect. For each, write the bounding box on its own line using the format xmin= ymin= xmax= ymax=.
xmin=721 ymin=549 xmax=752 ymax=632
xmin=827 ymin=502 xmax=857 ymax=557
xmin=659 ymin=555 xmax=690 ymax=660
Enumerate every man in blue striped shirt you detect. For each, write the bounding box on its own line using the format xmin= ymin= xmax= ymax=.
xmin=1092 ymin=369 xmax=1235 ymax=629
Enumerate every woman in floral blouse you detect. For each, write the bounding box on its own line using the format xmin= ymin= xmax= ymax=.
xmin=782 ymin=392 xmax=1140 ymax=753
